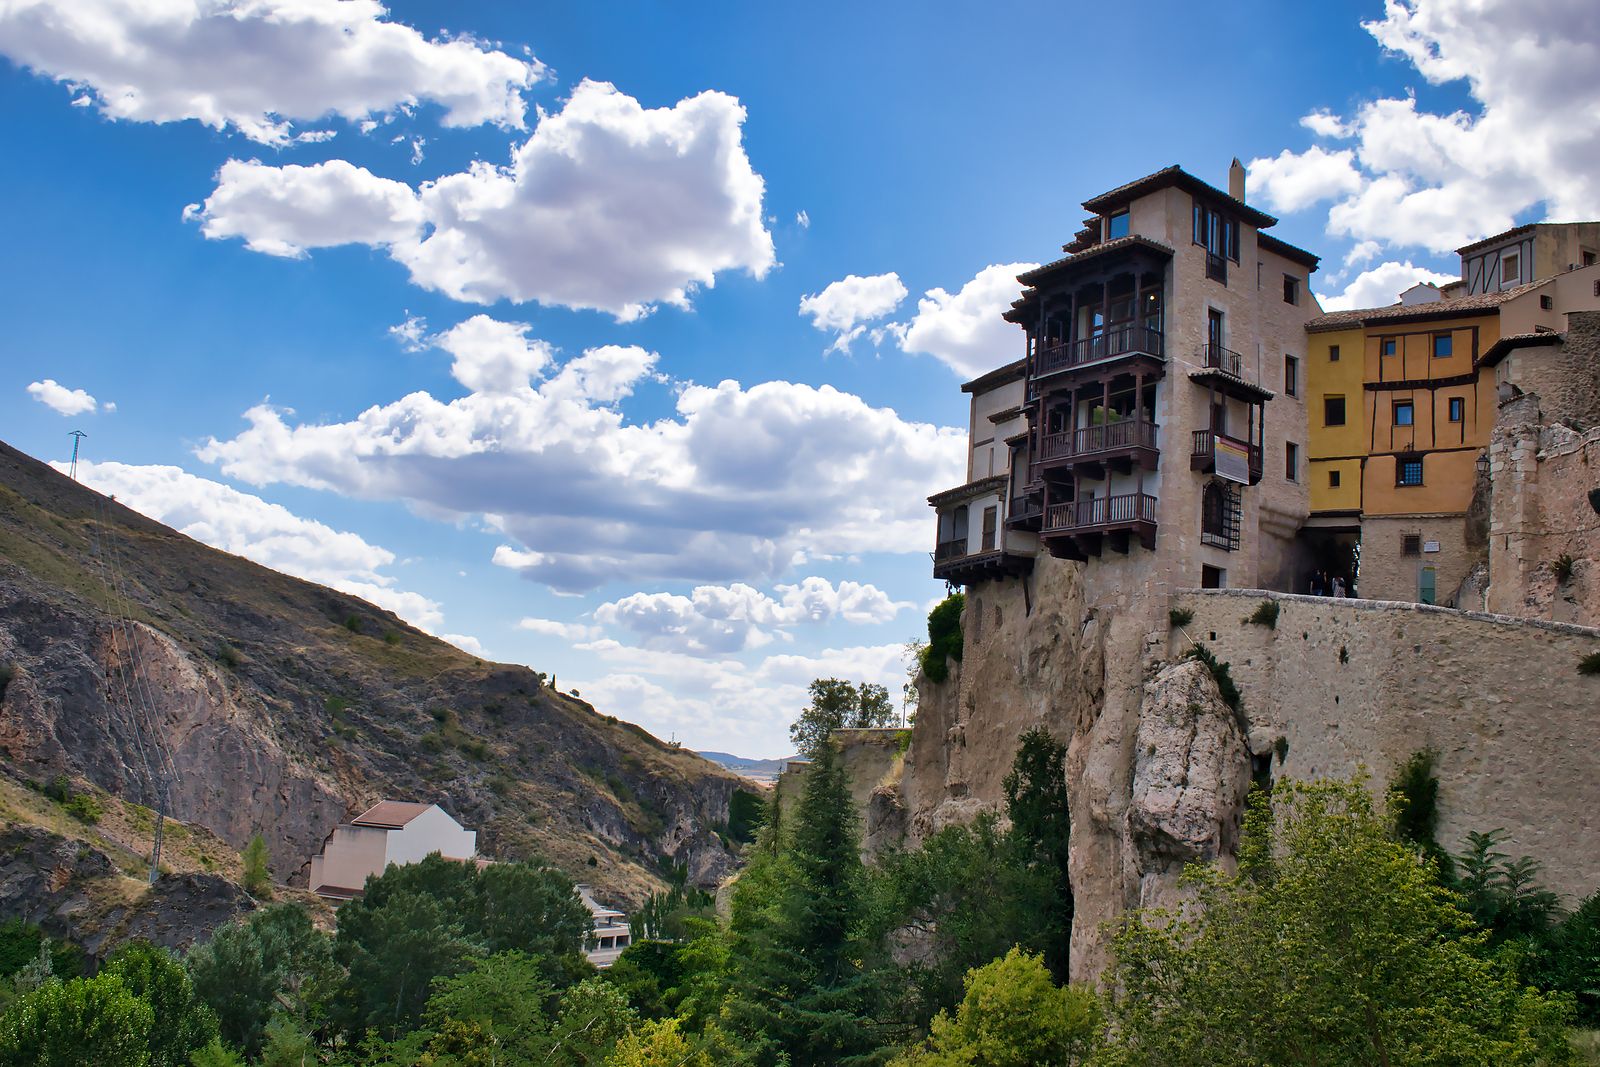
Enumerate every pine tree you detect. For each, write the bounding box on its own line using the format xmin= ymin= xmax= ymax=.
xmin=241 ymin=834 xmax=271 ymax=898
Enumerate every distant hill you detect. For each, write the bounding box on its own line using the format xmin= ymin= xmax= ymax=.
xmin=696 ymin=751 xmax=795 ymax=784
xmin=0 ymin=440 xmax=758 ymax=932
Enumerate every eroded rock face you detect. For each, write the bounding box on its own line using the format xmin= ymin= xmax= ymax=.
xmin=1125 ymin=658 xmax=1251 ymax=910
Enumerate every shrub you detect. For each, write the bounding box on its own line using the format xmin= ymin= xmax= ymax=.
xmin=241 ymin=834 xmax=271 ymax=897
xmin=1580 ymin=651 xmax=1600 ymax=676
xmin=1553 ymin=553 xmax=1576 ymax=584
xmin=1184 ymin=645 xmax=1243 ymax=721
xmin=1169 ymin=607 xmax=1194 ymax=629
xmin=919 ymin=593 xmax=966 ymax=683
xmin=343 ymin=614 xmax=362 ymax=633
xmin=215 ymin=643 xmax=241 ymax=670
xmin=383 ymin=630 xmax=400 ymax=645
xmin=1244 ymin=600 xmax=1279 ymax=628
xmin=43 ymin=773 xmax=71 ymax=804
xmin=62 ymin=792 xmax=103 ymax=824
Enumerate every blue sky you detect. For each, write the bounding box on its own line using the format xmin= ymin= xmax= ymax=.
xmin=3 ymin=0 xmax=1595 ymax=756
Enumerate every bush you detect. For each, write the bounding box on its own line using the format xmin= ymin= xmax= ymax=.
xmin=1244 ymin=600 xmax=1279 ymax=628
xmin=343 ymin=614 xmax=362 ymax=633
xmin=919 ymin=593 xmax=966 ymax=683
xmin=1580 ymin=651 xmax=1600 ymax=676
xmin=215 ymin=643 xmax=241 ymax=670
xmin=62 ymin=792 xmax=103 ymax=824
xmin=241 ymin=834 xmax=271 ymax=897
xmin=1168 ymin=607 xmax=1194 ymax=629
xmin=43 ymin=773 xmax=71 ymax=804
xmin=1183 ymin=644 xmax=1242 ymax=717
xmin=1553 ymin=554 xmax=1576 ymax=584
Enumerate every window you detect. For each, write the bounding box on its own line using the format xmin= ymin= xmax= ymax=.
xmin=1394 ymin=400 xmax=1414 ymax=426
xmin=1381 ymin=338 xmax=1397 ymax=357
xmin=1501 ymin=250 xmax=1520 ymax=284
xmin=1201 ymin=481 xmax=1240 ymax=551
xmin=1285 ymin=355 xmax=1299 ymax=397
xmin=981 ymin=506 xmax=998 ymax=552
xmin=1192 ymin=200 xmax=1239 ymax=261
xmin=1540 ymin=294 xmax=1554 ymax=310
xmin=1583 ymin=249 xmax=1597 ymax=267
xmin=1397 ymin=455 xmax=1424 ymax=486
xmin=1324 ymin=395 xmax=1346 ymax=426
xmin=1201 ymin=564 xmax=1226 ymax=589
xmin=1448 ymin=396 xmax=1464 ymax=423
xmin=1329 ymin=469 xmax=1342 ymax=488
xmin=1285 ymin=442 xmax=1299 ymax=482
xmin=1329 ymin=344 xmax=1341 ymax=362
xmin=1402 ymin=533 xmax=1422 ymax=557
xmin=1107 ymin=211 xmax=1129 ymax=239
xmin=1432 ymin=333 xmax=1453 ymax=358
xmin=1283 ymin=275 xmax=1300 ymax=305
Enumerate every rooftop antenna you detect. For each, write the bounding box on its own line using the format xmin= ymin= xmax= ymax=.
xmin=68 ymin=430 xmax=87 ymax=480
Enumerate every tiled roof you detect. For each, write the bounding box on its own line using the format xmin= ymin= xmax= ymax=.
xmin=1081 ymin=165 xmax=1277 ymax=229
xmin=351 ymin=800 xmax=433 ymax=829
xmin=1258 ymin=232 xmax=1320 ymax=270
xmin=1304 ymin=279 xmax=1545 ymax=333
xmin=1016 ymin=236 xmax=1175 ymax=286
xmin=928 ymin=474 xmax=1008 ymax=508
xmin=1478 ymin=330 xmax=1564 ymax=368
xmin=1455 ymin=223 xmax=1537 ymax=256
xmin=960 ymin=358 xmax=1026 ymax=395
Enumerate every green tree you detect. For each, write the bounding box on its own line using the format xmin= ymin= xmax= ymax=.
xmin=186 ymin=1039 xmax=245 ymax=1067
xmin=185 ymin=903 xmax=335 ymax=1057
xmin=1001 ymin=727 xmax=1073 ymax=983
xmin=257 ymin=1014 xmax=315 ymax=1067
xmin=0 ymin=973 xmax=155 ymax=1067
xmin=338 ymin=888 xmax=479 ymax=1038
xmin=0 ymin=921 xmax=81 ymax=983
xmin=1097 ymin=777 xmax=1575 ymax=1067
xmin=102 ymin=941 xmax=219 ymax=1066
xmin=789 ymin=678 xmax=897 ymax=757
xmin=726 ymin=740 xmax=879 ymax=1066
xmin=420 ymin=950 xmax=553 ymax=1062
xmin=241 ymin=835 xmax=272 ymax=898
xmin=547 ymin=977 xmax=637 ymax=1066
xmin=917 ymin=594 xmax=964 ymax=684
xmin=1538 ymin=889 xmax=1600 ymax=1026
xmin=604 ymin=1018 xmax=714 ymax=1067
xmin=1454 ymin=829 xmax=1562 ymax=950
xmin=602 ymin=941 xmax=684 ymax=1020
xmin=889 ymin=948 xmax=1101 ymax=1067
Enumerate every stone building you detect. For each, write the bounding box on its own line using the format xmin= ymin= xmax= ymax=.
xmin=930 ymin=161 xmax=1319 ymax=596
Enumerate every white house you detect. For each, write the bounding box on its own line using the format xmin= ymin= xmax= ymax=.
xmin=309 ymin=801 xmax=478 ymax=900
xmin=578 ymin=884 xmax=632 ymax=968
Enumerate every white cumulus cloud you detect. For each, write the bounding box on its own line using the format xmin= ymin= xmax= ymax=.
xmin=190 ymin=79 xmax=776 ymax=319
xmin=798 ymin=272 xmax=907 ymax=354
xmin=0 ymin=0 xmax=542 ymax=145
xmin=27 ymin=379 xmax=102 ymax=416
xmin=1316 ymin=259 xmax=1459 ymax=312
xmin=892 ymin=262 xmax=1037 ymax=378
xmin=57 ymin=460 xmax=446 ymax=632
xmin=193 ymin=320 xmax=966 ymax=592
xmin=1247 ymin=146 xmax=1364 ymax=214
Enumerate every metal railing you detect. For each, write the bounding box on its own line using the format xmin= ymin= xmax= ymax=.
xmin=1198 ymin=343 xmax=1246 ymax=378
xmin=1036 ymin=325 xmax=1164 ymax=376
xmin=1042 ymin=492 xmax=1159 ymax=532
xmin=1205 ymin=251 xmax=1228 ymax=284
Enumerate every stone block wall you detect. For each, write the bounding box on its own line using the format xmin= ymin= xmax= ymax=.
xmin=1173 ymin=588 xmax=1600 ymax=906
xmin=1358 ymin=514 xmax=1475 ymax=606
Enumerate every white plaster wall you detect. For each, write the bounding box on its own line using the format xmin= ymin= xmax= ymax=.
xmin=311 ymin=824 xmax=390 ymax=892
xmin=385 ymin=805 xmax=477 ymax=865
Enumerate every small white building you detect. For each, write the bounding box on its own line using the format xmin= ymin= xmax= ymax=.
xmin=309 ymin=801 xmax=478 ymax=900
xmin=578 ymin=884 xmax=632 ymax=968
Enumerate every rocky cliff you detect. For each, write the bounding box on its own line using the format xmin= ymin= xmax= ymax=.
xmin=869 ymin=555 xmax=1600 ymax=981
xmin=0 ymin=440 xmax=755 ymax=920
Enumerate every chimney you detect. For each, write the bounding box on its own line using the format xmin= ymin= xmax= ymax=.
xmin=1229 ymin=157 xmax=1246 ymax=202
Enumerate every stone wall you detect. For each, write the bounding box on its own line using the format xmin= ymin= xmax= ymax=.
xmin=1174 ymin=588 xmax=1600 ymax=907
xmin=1358 ymin=514 xmax=1476 ymax=607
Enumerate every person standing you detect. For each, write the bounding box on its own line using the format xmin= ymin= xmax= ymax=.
xmin=1332 ymin=575 xmax=1346 ymax=598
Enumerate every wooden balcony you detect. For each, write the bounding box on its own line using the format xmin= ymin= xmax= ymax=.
xmin=1040 ymin=492 xmax=1157 ymax=556
xmin=1036 ymin=419 xmax=1159 ymax=478
xmin=931 ymin=539 xmax=1034 ymax=585
xmin=1006 ymin=493 xmax=1043 ymax=532
xmin=1035 ymin=325 xmax=1164 ymax=379
xmin=1190 ymin=429 xmax=1263 ymax=485
xmin=1189 ymin=343 xmax=1273 ymax=402
xmin=1205 ymin=251 xmax=1228 ymax=285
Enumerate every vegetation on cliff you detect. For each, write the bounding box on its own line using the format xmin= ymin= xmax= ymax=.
xmin=788 ymin=678 xmax=897 ymax=759
xmin=917 ymin=593 xmax=964 ymax=683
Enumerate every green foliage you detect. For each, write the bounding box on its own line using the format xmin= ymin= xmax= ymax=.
xmin=1581 ymin=652 xmax=1600 ymax=676
xmin=1244 ymin=599 xmax=1279 ymax=628
xmin=1097 ymin=778 xmax=1576 ymax=1066
xmin=330 ymin=853 xmax=591 ymax=1038
xmin=42 ymin=774 xmax=70 ymax=804
xmin=1390 ymin=749 xmax=1454 ymax=879
xmin=889 ymin=948 xmax=1101 ymax=1066
xmin=1538 ymin=890 xmax=1600 ymax=1026
xmin=257 ymin=1014 xmax=314 ymax=1067
xmin=343 ymin=614 xmax=362 ymax=633
xmin=604 ymin=941 xmax=687 ymax=1020
xmin=214 ymin=643 xmax=240 ymax=670
xmin=788 ymin=677 xmax=897 ymax=758
xmin=632 ymin=885 xmax=716 ymax=943
xmin=103 ymin=941 xmax=219 ymax=1066
xmin=1554 ymin=554 xmax=1577 ymax=584
xmin=186 ymin=1038 xmax=244 ymax=1067
xmin=1182 ymin=643 xmax=1242 ymax=718
xmin=185 ymin=903 xmax=335 ymax=1058
xmin=240 ymin=834 xmax=271 ymax=898
xmin=1454 ymin=829 xmax=1562 ymax=950
xmin=725 ymin=740 xmax=877 ymax=1066
xmin=0 ymin=920 xmax=81 ymax=982
xmin=62 ymin=791 xmax=104 ymax=824
xmin=918 ymin=593 xmax=965 ymax=683
xmin=726 ymin=788 xmax=765 ymax=845
xmin=1002 ymin=728 xmax=1073 ymax=983
xmin=0 ymin=973 xmax=155 ymax=1067
xmin=1168 ymin=606 xmax=1194 ymax=628
xmin=605 ymin=1017 xmax=716 ymax=1067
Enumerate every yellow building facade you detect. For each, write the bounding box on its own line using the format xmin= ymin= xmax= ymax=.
xmin=1305 ymin=326 xmax=1364 ymax=516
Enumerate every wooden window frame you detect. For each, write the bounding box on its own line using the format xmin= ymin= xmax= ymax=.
xmin=1324 ymin=395 xmax=1346 ymax=426
xmin=1448 ymin=397 xmax=1464 ymax=423
xmin=1396 ymin=455 xmax=1424 ymax=487
xmin=1432 ymin=333 xmax=1453 ymax=358
xmin=1393 ymin=399 xmax=1415 ymax=427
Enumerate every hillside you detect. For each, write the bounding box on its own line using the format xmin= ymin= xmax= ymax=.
xmin=0 ymin=439 xmax=757 ymax=925
xmin=696 ymin=751 xmax=793 ymax=785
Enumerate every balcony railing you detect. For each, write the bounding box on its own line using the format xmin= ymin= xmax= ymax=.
xmin=933 ymin=539 xmax=967 ymax=561
xmin=1042 ymin=493 xmax=1158 ymax=533
xmin=1039 ymin=419 xmax=1158 ymax=462
xmin=1205 ymin=251 xmax=1228 ymax=284
xmin=1036 ymin=325 xmax=1164 ymax=376
xmin=1190 ymin=429 xmax=1263 ymax=482
xmin=1198 ymin=343 xmax=1246 ymax=378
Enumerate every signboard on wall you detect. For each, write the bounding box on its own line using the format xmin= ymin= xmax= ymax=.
xmin=1214 ymin=435 xmax=1252 ymax=484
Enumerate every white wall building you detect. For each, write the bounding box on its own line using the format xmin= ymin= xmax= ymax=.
xmin=578 ymin=884 xmax=632 ymax=968
xmin=309 ymin=801 xmax=477 ymax=899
